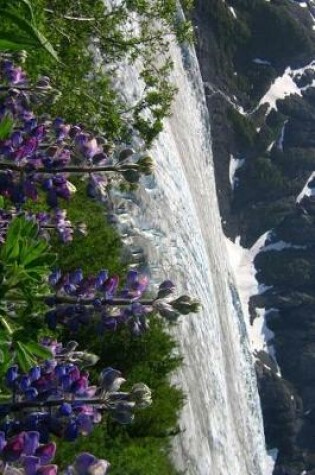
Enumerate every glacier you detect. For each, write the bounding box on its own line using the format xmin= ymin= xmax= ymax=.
xmin=99 ymin=13 xmax=273 ymax=474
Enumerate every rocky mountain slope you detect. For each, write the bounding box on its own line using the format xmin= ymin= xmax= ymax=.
xmin=192 ymin=0 xmax=315 ymax=473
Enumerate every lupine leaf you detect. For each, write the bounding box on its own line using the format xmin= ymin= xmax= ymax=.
xmin=0 ymin=115 xmax=14 ymax=140
xmin=0 ymin=8 xmax=59 ymax=61
xmin=16 ymin=341 xmax=34 ymax=371
xmin=23 ymin=341 xmax=52 ymax=360
xmin=19 ymin=0 xmax=34 ymax=20
xmin=0 ymin=37 xmax=32 ymax=51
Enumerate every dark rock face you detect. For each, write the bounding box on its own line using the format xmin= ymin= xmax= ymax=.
xmin=192 ymin=0 xmax=315 ymax=472
xmin=256 ymin=356 xmax=303 ymax=455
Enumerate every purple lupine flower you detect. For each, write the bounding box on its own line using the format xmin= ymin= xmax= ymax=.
xmin=31 ymin=125 xmax=46 ymax=141
xmin=102 ymin=276 xmax=119 ymax=297
xmin=95 ymin=270 xmax=108 ymax=289
xmin=35 ymin=442 xmax=56 ymax=464
xmin=46 ymin=190 xmax=58 ymax=208
xmin=0 ymin=432 xmax=7 ymax=451
xmin=6 ymin=366 xmax=19 ymax=387
xmin=24 ymin=118 xmax=38 ymax=133
xmin=29 ymin=367 xmax=41 ymax=383
xmin=55 ymin=184 xmax=71 ymax=200
xmin=42 ymin=179 xmax=53 ymax=191
xmin=11 ymin=131 xmax=23 ymax=148
xmin=2 ymin=433 xmax=25 ymax=461
xmin=15 ymin=137 xmax=38 ymax=160
xmin=48 ymin=270 xmax=61 ymax=287
xmin=99 ymin=368 xmax=125 ymax=393
xmin=24 ymin=179 xmax=38 ymax=200
xmin=23 ymin=455 xmax=40 ymax=474
xmin=76 ymin=414 xmax=93 ymax=436
xmin=101 ymin=316 xmax=118 ymax=332
xmin=19 ymin=376 xmax=31 ymax=392
xmin=36 ymin=464 xmax=58 ymax=475
xmin=73 ymin=453 xmax=110 ymax=475
xmin=58 ymin=403 xmax=72 ymax=417
xmin=24 ymin=388 xmax=39 ymax=401
xmin=157 ymin=279 xmax=175 ymax=298
xmin=64 ymin=421 xmax=79 ymax=441
xmin=72 ymin=453 xmax=97 ymax=475
xmin=82 ymin=138 xmax=101 ymax=159
xmin=5 ymin=65 xmax=27 ymax=85
xmin=69 ymin=269 xmax=83 ymax=286
xmin=24 ymin=431 xmax=39 ymax=456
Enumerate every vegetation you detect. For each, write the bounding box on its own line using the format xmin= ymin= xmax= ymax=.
xmin=0 ymin=0 xmax=193 ymax=145
xmin=0 ymin=0 xmax=198 ymax=473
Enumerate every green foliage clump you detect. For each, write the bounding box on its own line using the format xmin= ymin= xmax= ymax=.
xmin=271 ymin=148 xmax=315 ymax=180
xmin=18 ymin=0 xmax=193 ymax=144
xmin=227 ymin=107 xmax=256 ymax=150
xmin=236 ymin=156 xmax=287 ymax=205
xmin=49 ymin=181 xmax=124 ymax=275
xmin=56 ymin=317 xmax=183 ymax=474
xmin=255 ymin=250 xmax=315 ymax=289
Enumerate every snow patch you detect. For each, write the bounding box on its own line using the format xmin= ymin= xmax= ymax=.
xmin=258 ymin=61 xmax=315 ymax=115
xmin=264 ymin=449 xmax=278 ymax=475
xmin=296 ymin=171 xmax=315 ymax=203
xmin=253 ymin=58 xmax=271 ymax=66
xmin=261 ymin=239 xmax=306 ymax=252
xmin=229 ymin=155 xmax=245 ymax=190
xmin=277 ymin=120 xmax=288 ymax=151
xmin=267 ymin=141 xmax=275 ymax=152
xmin=258 ymin=68 xmax=301 ymax=113
xmin=228 ymin=6 xmax=237 ymax=18
xmin=225 ymin=233 xmax=281 ymax=375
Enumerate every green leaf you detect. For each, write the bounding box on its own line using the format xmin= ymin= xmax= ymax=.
xmin=24 ymin=341 xmax=52 ymax=360
xmin=22 ymin=240 xmax=49 ymax=266
xmin=0 ymin=9 xmax=59 ymax=61
xmin=0 ymin=114 xmax=14 ymax=140
xmin=19 ymin=0 xmax=34 ymax=20
xmin=2 ymin=217 xmax=22 ymax=259
xmin=33 ymin=28 xmax=60 ymax=62
xmin=0 ymin=37 xmax=33 ymax=51
xmin=15 ymin=341 xmax=34 ymax=371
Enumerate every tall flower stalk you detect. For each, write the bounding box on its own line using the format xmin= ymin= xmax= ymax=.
xmin=0 ymin=57 xmax=154 ymax=209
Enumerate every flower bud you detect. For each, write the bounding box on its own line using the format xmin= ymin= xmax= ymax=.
xmin=137 ymin=156 xmax=154 ymax=175
xmin=152 ymin=300 xmax=181 ymax=322
xmin=130 ymin=383 xmax=152 ymax=408
xmin=170 ymin=295 xmax=201 ymax=315
xmin=118 ymin=148 xmax=134 ymax=162
xmin=81 ymin=353 xmax=99 ymax=367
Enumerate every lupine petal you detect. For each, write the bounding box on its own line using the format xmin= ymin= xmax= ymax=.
xmin=29 ymin=367 xmax=41 ymax=382
xmin=89 ymin=459 xmax=111 ymax=475
xmin=36 ymin=464 xmax=58 ymax=475
xmin=20 ymin=375 xmax=31 ymax=391
xmin=24 ymin=431 xmax=40 ymax=455
xmin=0 ymin=431 xmax=7 ymax=451
xmin=77 ymin=414 xmax=93 ymax=436
xmin=24 ymin=388 xmax=39 ymax=401
xmin=3 ymin=433 xmax=25 ymax=461
xmin=58 ymin=403 xmax=72 ymax=417
xmin=64 ymin=421 xmax=78 ymax=441
xmin=6 ymin=366 xmax=19 ymax=386
xmin=73 ymin=453 xmax=97 ymax=475
xmin=35 ymin=442 xmax=56 ymax=464
xmin=22 ymin=455 xmax=40 ymax=475
xmin=126 ymin=271 xmax=138 ymax=287
xmin=99 ymin=368 xmax=125 ymax=392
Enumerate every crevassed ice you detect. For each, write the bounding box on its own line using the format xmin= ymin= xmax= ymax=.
xmin=98 ymin=5 xmax=271 ymax=473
